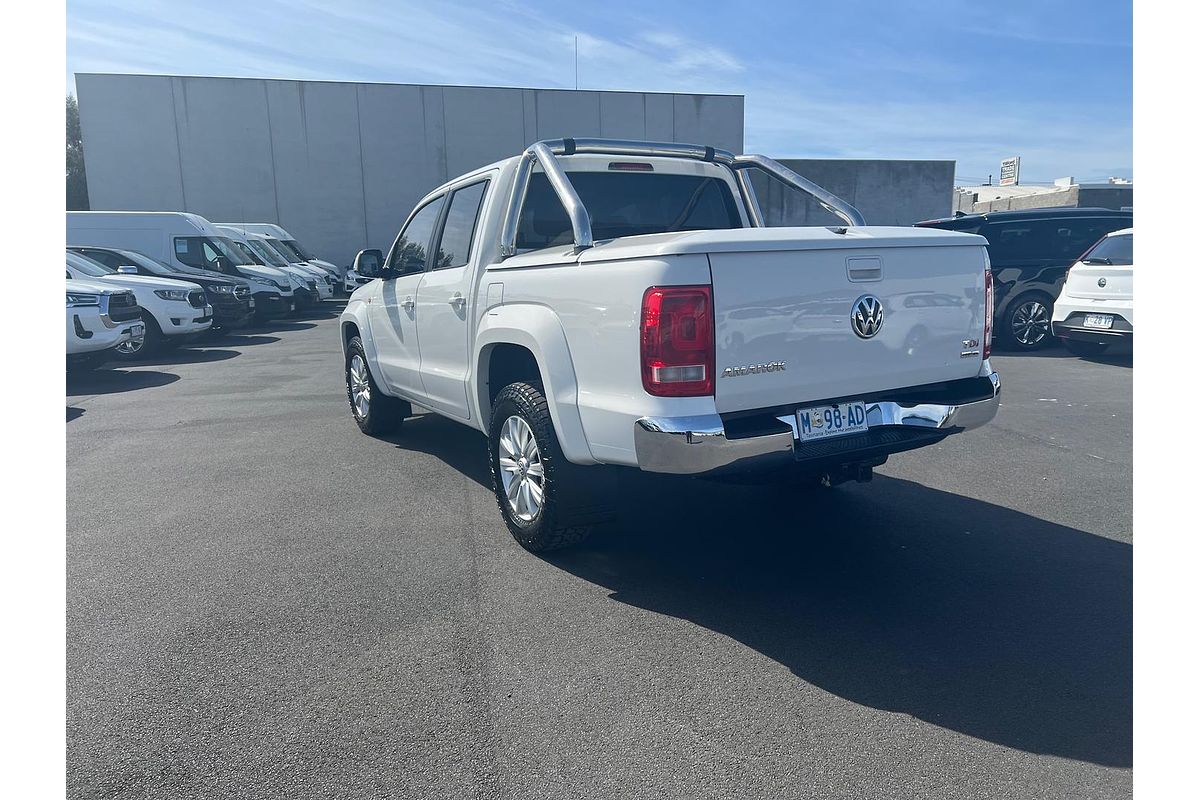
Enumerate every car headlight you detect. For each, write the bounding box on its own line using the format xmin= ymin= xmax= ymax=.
xmin=66 ymin=292 xmax=101 ymax=307
xmin=154 ymin=289 xmax=191 ymax=301
xmin=209 ymin=284 xmax=234 ymax=294
xmin=268 ymin=279 xmax=286 ymax=291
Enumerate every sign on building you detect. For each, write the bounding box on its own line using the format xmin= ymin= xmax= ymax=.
xmin=1000 ymin=156 xmax=1021 ymax=186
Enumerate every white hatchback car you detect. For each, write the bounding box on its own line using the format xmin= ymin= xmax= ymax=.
xmin=1052 ymin=228 xmax=1132 ymax=357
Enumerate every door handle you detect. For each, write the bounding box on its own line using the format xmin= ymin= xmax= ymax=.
xmin=401 ymin=296 xmax=415 ymax=311
xmin=448 ymin=292 xmax=466 ymax=309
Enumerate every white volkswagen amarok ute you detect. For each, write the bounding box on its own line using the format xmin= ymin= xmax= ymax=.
xmin=340 ymin=138 xmax=1000 ymax=552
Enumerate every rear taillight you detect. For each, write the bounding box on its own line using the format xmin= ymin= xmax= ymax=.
xmin=640 ymin=285 xmax=714 ymax=397
xmin=983 ymin=269 xmax=994 ymax=359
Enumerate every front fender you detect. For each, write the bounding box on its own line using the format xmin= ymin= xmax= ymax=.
xmin=474 ymin=304 xmax=597 ymax=465
xmin=339 ymin=298 xmax=385 ymax=378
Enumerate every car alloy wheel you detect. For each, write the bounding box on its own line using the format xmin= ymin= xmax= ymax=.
xmin=497 ymin=414 xmax=545 ymax=523
xmin=1011 ymin=299 xmax=1051 ymax=347
xmin=349 ymin=354 xmax=370 ymax=419
xmin=115 ymin=334 xmax=146 ymax=355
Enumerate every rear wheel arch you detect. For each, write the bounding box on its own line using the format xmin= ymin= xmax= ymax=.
xmin=474 ymin=312 xmax=596 ymax=465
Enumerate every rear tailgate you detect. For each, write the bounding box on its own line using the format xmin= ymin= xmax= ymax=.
xmin=1062 ymin=262 xmax=1133 ymax=301
xmin=709 ymin=227 xmax=988 ymax=413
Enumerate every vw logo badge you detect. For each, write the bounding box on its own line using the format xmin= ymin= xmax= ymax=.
xmin=1097 ymin=277 xmax=1108 ymax=287
xmin=851 ymin=295 xmax=884 ymax=339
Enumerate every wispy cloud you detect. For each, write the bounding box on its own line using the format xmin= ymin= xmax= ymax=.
xmin=66 ymin=0 xmax=1132 ymax=181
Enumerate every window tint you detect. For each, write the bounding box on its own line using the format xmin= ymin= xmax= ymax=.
xmin=516 ymin=172 xmax=741 ymax=250
xmin=76 ymin=248 xmax=123 ymax=269
xmin=982 ymin=218 xmax=1130 ymax=263
xmin=434 ymin=181 xmax=488 ymax=270
xmin=1083 ymin=233 xmax=1133 ymax=265
xmin=175 ymin=237 xmax=223 ymax=271
xmin=387 ymin=197 xmax=445 ymax=275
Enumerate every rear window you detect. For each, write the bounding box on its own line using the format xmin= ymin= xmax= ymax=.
xmin=1082 ymin=233 xmax=1133 ymax=265
xmin=516 ymin=171 xmax=741 ymax=250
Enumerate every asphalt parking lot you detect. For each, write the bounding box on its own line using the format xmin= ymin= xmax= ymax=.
xmin=66 ymin=308 xmax=1132 ymax=800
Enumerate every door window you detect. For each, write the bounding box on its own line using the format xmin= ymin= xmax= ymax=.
xmin=387 ymin=197 xmax=445 ymax=276
xmin=432 ymin=181 xmax=489 ymax=270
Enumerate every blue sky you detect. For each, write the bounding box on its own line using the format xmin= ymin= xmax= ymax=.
xmin=66 ymin=0 xmax=1132 ymax=184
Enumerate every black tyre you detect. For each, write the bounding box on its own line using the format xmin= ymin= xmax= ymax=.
xmin=488 ymin=381 xmax=612 ymax=552
xmin=345 ymin=336 xmax=409 ymax=435
xmin=1001 ymin=293 xmax=1054 ymax=350
xmin=1062 ymin=339 xmax=1111 ymax=358
xmin=112 ymin=312 xmax=161 ymax=360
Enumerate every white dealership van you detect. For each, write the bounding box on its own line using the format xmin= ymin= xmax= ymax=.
xmin=216 ymin=226 xmax=334 ymax=301
xmin=217 ymin=222 xmax=343 ymax=281
xmin=66 ymin=212 xmax=297 ymax=318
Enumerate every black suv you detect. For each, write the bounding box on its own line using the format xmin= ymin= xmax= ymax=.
xmin=69 ymin=246 xmax=255 ymax=331
xmin=915 ymin=208 xmax=1133 ymax=349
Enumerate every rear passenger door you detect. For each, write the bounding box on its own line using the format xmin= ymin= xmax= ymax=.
xmin=415 ymin=178 xmax=490 ymax=421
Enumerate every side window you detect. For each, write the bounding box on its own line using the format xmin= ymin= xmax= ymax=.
xmin=79 ymin=249 xmax=121 ymax=269
xmin=175 ymin=237 xmax=219 ymax=271
xmin=387 ymin=197 xmax=445 ymax=276
xmin=432 ymin=181 xmax=488 ymax=270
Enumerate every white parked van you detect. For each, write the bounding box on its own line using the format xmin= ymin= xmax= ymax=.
xmin=216 ymin=226 xmax=333 ymax=303
xmin=67 ymin=212 xmax=297 ymax=319
xmin=66 ymin=280 xmax=143 ymax=370
xmin=216 ymin=222 xmax=343 ymax=282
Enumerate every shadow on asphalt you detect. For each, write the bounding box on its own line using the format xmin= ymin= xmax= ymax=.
xmin=246 ymin=320 xmax=318 ymax=334
xmin=996 ymin=342 xmax=1133 ymax=368
xmin=66 ymin=406 xmax=85 ymax=422
xmin=66 ymin=369 xmax=181 ymax=397
xmin=388 ymin=412 xmax=1132 ymax=769
xmin=118 ymin=348 xmax=240 ymax=368
xmin=203 ymin=334 xmax=281 ymax=348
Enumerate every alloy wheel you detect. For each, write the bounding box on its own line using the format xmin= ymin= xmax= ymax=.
xmin=1011 ymin=300 xmax=1051 ymax=347
xmin=349 ymin=354 xmax=371 ymax=419
xmin=497 ymin=415 xmax=545 ymax=522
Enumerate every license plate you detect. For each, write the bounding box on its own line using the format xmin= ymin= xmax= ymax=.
xmin=130 ymin=323 xmax=145 ymax=338
xmin=248 ymin=298 xmax=255 ymax=308
xmin=796 ymin=401 xmax=869 ymax=442
xmin=1084 ymin=314 xmax=1113 ymax=329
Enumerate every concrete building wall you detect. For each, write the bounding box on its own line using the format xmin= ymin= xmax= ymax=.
xmin=752 ymin=159 xmax=955 ymax=227
xmin=76 ymin=74 xmax=744 ymax=266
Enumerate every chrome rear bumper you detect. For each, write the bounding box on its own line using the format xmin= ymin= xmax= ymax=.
xmin=634 ymin=371 xmax=1000 ymax=476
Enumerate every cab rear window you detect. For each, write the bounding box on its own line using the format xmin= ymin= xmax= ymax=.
xmin=516 ymin=172 xmax=741 ymax=250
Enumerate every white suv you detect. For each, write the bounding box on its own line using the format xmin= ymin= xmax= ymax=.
xmin=1052 ymin=228 xmax=1133 ymax=357
xmin=66 ymin=250 xmax=212 ymax=357
xmin=66 ymin=280 xmax=144 ymax=370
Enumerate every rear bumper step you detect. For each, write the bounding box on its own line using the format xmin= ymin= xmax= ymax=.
xmin=634 ymin=371 xmax=1000 ymax=476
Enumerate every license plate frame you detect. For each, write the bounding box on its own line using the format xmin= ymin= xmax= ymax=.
xmin=796 ymin=401 xmax=870 ymax=443
xmin=1083 ymin=313 xmax=1113 ymax=329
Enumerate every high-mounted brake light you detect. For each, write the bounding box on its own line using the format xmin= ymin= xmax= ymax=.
xmin=983 ymin=269 xmax=994 ymax=360
xmin=608 ymin=161 xmax=654 ymax=171
xmin=640 ymin=285 xmax=714 ymax=397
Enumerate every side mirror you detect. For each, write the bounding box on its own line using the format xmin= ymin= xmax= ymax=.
xmin=354 ymin=248 xmax=385 ymax=278
xmin=117 ymin=265 xmax=138 ymax=274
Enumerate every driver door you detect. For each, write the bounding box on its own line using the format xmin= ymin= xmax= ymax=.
xmin=366 ymin=195 xmax=444 ymax=397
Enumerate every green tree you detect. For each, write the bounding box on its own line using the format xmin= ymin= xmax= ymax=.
xmin=66 ymin=95 xmax=90 ymax=210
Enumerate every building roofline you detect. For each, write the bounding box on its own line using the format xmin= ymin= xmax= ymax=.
xmin=72 ymin=72 xmax=745 ymax=99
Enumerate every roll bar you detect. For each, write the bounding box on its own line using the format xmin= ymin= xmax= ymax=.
xmin=498 ymin=137 xmax=866 ymax=257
